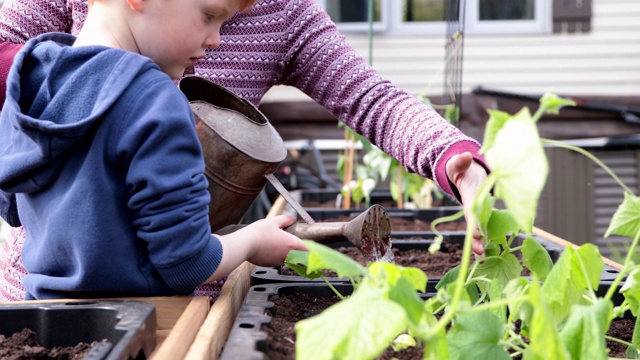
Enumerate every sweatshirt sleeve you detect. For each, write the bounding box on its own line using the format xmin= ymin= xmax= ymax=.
xmin=114 ymin=76 xmax=222 ymax=293
xmin=276 ymin=0 xmax=488 ymax=200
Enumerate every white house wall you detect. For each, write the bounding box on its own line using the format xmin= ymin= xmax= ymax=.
xmin=262 ymin=0 xmax=640 ymax=102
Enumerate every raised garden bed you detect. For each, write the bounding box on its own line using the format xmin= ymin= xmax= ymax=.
xmin=0 ymin=300 xmax=157 ymax=360
xmin=220 ymin=282 xmax=634 ymax=360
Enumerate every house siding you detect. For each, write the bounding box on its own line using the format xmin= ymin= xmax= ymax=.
xmin=263 ymin=0 xmax=640 ymax=102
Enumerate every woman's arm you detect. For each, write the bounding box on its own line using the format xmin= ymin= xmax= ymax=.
xmin=275 ymin=0 xmax=487 ymax=197
xmin=0 ymin=0 xmax=79 ymax=43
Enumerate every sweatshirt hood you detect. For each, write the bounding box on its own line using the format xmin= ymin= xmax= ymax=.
xmin=0 ymin=32 xmax=158 ymax=194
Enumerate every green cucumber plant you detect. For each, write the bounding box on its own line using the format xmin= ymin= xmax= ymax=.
xmin=337 ymin=104 xmax=445 ymax=209
xmin=362 ymin=145 xmax=442 ymax=208
xmin=285 ymin=93 xmax=640 ymax=360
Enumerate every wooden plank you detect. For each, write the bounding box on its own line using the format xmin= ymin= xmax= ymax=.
xmin=149 ymin=296 xmax=210 ymax=360
xmin=533 ymin=225 xmax=624 ymax=271
xmin=185 ymin=195 xmax=288 ymax=360
xmin=184 ymin=262 xmax=254 ymax=360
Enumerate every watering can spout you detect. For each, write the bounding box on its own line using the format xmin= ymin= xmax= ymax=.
xmin=284 ymin=204 xmax=393 ymax=262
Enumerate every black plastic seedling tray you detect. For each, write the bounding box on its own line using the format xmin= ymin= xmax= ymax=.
xmin=251 ymin=232 xmax=620 ymax=292
xmin=0 ymin=299 xmax=157 ymax=360
xmin=219 ymin=283 xmax=436 ymax=360
xmin=297 ymin=188 xmax=460 ymax=208
xmin=302 ymin=206 xmax=465 ymax=223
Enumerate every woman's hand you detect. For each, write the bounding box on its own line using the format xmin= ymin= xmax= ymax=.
xmin=446 ymin=152 xmax=488 ymax=256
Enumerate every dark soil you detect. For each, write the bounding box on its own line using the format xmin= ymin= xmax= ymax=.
xmin=263 ymin=291 xmax=423 ymax=360
xmin=320 ymin=214 xmax=467 ymax=232
xmin=390 ymin=216 xmax=466 ymax=232
xmin=281 ymin=241 xmax=531 ymax=278
xmin=263 ymin=292 xmax=634 ymax=359
xmin=281 ymin=241 xmax=469 ymax=279
xmin=0 ymin=328 xmax=104 ymax=360
xmin=301 ymin=198 xmax=445 ymax=210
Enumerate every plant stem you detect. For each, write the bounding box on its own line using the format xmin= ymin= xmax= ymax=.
xmin=612 ymin=299 xmax=628 ymax=319
xmin=532 ymin=104 xmax=547 ymax=122
xmin=541 ymin=139 xmax=634 ymax=194
xmin=429 ymin=210 xmax=465 ymax=253
xmin=509 ymin=245 xmax=523 ymax=253
xmin=605 ymin=228 xmax=640 ymax=301
xmin=322 ymin=277 xmax=345 ymax=300
xmin=462 ymin=295 xmax=529 ymax=314
xmin=606 ymin=335 xmax=634 ymax=348
xmin=427 ymin=220 xmax=476 ymax=337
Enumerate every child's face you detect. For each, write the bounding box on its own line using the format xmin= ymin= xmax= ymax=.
xmin=136 ymin=0 xmax=248 ymax=79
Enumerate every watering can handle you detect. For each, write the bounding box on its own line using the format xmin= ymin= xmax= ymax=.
xmin=264 ymin=173 xmax=316 ymax=224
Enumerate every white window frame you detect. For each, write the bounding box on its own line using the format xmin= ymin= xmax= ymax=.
xmin=315 ymin=0 xmax=552 ymax=36
xmin=465 ymin=0 xmax=552 ymax=35
xmin=315 ymin=0 xmax=390 ymax=33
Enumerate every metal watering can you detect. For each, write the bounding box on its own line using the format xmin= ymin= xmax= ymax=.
xmin=178 ymin=77 xmax=392 ymax=262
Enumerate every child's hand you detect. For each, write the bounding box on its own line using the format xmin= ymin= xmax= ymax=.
xmin=206 ymin=215 xmax=307 ymax=283
xmin=242 ymin=215 xmax=308 ymax=267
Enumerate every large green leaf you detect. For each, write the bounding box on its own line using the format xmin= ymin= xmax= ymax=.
xmin=574 ymin=244 xmax=604 ymax=290
xmin=423 ymin=329 xmax=450 ymax=360
xmin=522 ymin=237 xmax=553 ymax=281
xmin=621 ymin=269 xmax=640 ymax=316
xmin=488 ymin=278 xmax=508 ymax=323
xmin=484 ymin=108 xmax=548 ymax=233
xmin=447 ymin=311 xmax=510 ymax=360
xmin=525 ymin=278 xmax=570 ymax=360
xmin=559 ymin=299 xmax=612 ymax=360
xmin=285 ymin=250 xmax=323 ymax=279
xmin=475 ymin=252 xmax=523 ymax=287
xmin=486 ymin=209 xmax=519 ymax=243
xmin=540 ymin=247 xmax=585 ymax=323
xmin=605 ymin=191 xmax=640 ymax=239
xmin=504 ymin=277 xmax=533 ymax=325
xmin=295 ymin=285 xmax=407 ymax=360
xmin=435 ymin=265 xmax=480 ymax=304
xmin=304 ymin=240 xmax=368 ymax=279
xmin=361 ymin=262 xmax=428 ymax=325
xmin=481 ymin=109 xmax=512 ymax=154
xmin=541 ymin=245 xmax=603 ymax=323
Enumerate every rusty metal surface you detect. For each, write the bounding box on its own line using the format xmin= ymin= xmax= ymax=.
xmin=180 ymin=77 xmax=286 ymax=232
xmin=284 ymin=204 xmax=393 ymax=263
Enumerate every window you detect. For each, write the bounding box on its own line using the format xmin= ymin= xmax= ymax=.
xmin=315 ymin=0 xmax=552 ymax=35
xmin=466 ymin=0 xmax=551 ymax=35
xmin=316 ymin=0 xmax=388 ymax=32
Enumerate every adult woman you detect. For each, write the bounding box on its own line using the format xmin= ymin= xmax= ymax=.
xmin=0 ymin=0 xmax=488 ymax=301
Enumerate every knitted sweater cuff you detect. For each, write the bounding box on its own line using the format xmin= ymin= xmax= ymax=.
xmin=435 ymin=141 xmax=489 ymax=203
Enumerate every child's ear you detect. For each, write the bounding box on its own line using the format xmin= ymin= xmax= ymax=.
xmin=126 ymin=0 xmax=146 ymax=12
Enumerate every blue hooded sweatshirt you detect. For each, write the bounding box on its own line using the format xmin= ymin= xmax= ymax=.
xmin=0 ymin=33 xmax=223 ymax=299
